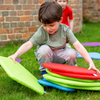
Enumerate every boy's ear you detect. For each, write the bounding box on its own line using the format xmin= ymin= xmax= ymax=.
xmin=60 ymin=17 xmax=63 ymax=23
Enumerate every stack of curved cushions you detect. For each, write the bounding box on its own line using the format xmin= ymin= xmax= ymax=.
xmin=40 ymin=63 xmax=100 ymax=91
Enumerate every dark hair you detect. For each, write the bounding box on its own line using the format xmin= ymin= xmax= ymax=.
xmin=55 ymin=0 xmax=68 ymax=3
xmin=38 ymin=1 xmax=62 ymax=24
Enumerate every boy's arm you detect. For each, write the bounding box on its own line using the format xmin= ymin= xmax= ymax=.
xmin=73 ymin=40 xmax=100 ymax=73
xmin=8 ymin=41 xmax=33 ymax=63
xmin=69 ymin=19 xmax=74 ymax=31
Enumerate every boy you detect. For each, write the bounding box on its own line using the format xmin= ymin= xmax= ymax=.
xmin=55 ymin=0 xmax=73 ymax=31
xmin=8 ymin=2 xmax=100 ymax=75
xmin=55 ymin=0 xmax=73 ymax=47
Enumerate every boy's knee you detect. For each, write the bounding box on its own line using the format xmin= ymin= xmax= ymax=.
xmin=37 ymin=45 xmax=52 ymax=56
xmin=66 ymin=49 xmax=77 ymax=65
xmin=67 ymin=49 xmax=77 ymax=59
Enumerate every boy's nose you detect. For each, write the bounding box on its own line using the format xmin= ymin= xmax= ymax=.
xmin=46 ymin=27 xmax=50 ymax=31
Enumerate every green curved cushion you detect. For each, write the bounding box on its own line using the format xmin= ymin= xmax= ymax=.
xmin=54 ymin=82 xmax=100 ymax=91
xmin=43 ymin=74 xmax=100 ymax=90
xmin=46 ymin=69 xmax=96 ymax=83
xmin=0 ymin=56 xmax=44 ymax=95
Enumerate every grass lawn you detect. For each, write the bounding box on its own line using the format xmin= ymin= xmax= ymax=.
xmin=0 ymin=22 xmax=100 ymax=100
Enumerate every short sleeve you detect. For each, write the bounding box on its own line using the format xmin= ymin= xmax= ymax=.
xmin=29 ymin=26 xmax=47 ymax=46
xmin=68 ymin=7 xmax=73 ymax=20
xmin=63 ymin=25 xmax=77 ymax=44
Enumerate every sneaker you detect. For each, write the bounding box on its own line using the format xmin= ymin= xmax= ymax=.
xmin=66 ymin=43 xmax=71 ymax=48
xmin=74 ymin=64 xmax=77 ymax=66
xmin=41 ymin=71 xmax=47 ymax=78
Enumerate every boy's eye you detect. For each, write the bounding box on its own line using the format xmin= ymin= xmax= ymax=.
xmin=50 ymin=25 xmax=54 ymax=27
xmin=43 ymin=24 xmax=46 ymax=27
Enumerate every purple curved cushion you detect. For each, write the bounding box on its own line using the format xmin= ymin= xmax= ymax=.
xmin=16 ymin=58 xmax=21 ymax=63
xmin=82 ymin=42 xmax=100 ymax=46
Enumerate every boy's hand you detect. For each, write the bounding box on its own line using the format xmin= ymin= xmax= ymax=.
xmin=88 ymin=62 xmax=100 ymax=74
xmin=8 ymin=54 xmax=16 ymax=63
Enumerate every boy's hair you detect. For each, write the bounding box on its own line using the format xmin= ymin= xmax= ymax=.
xmin=38 ymin=1 xmax=62 ymax=24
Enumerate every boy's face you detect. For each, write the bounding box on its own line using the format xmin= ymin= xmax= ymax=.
xmin=43 ymin=21 xmax=61 ymax=34
xmin=56 ymin=0 xmax=67 ymax=10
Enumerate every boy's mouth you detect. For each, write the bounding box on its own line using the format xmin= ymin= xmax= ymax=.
xmin=48 ymin=31 xmax=54 ymax=34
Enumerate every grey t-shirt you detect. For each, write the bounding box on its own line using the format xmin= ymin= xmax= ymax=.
xmin=30 ymin=24 xmax=77 ymax=50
